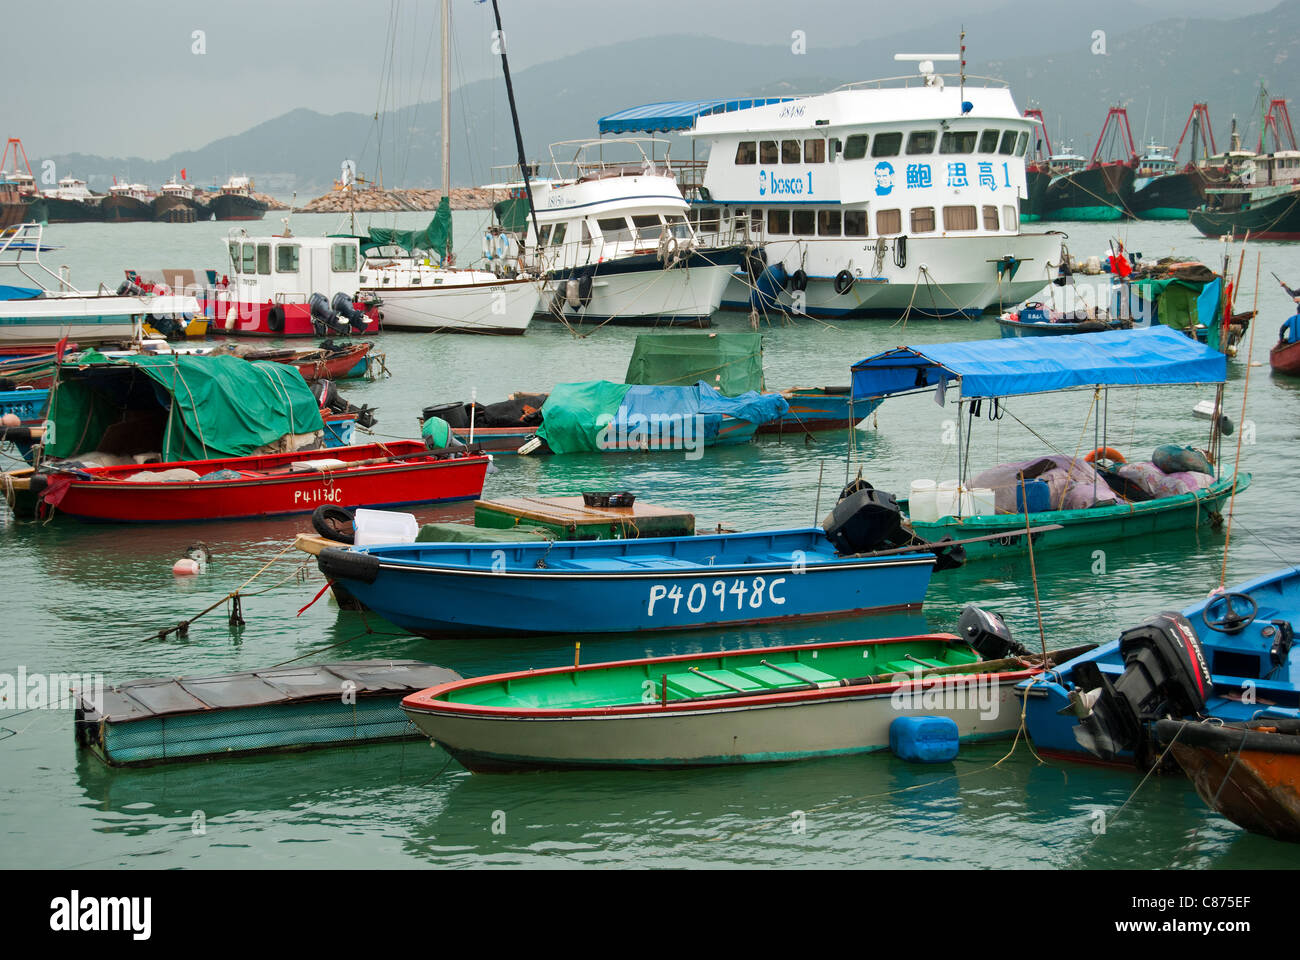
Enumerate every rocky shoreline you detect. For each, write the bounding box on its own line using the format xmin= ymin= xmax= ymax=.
xmin=293 ymin=187 xmax=506 ymax=214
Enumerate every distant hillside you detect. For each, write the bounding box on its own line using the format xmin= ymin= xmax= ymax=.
xmin=38 ymin=0 xmax=1300 ymax=196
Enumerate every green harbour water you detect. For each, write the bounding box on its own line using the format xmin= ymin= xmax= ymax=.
xmin=2 ymin=212 xmax=1298 ymax=868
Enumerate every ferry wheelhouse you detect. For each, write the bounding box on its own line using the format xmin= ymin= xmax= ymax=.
xmin=598 ymin=57 xmax=1060 ymax=320
xmin=518 ymin=139 xmax=747 ymax=327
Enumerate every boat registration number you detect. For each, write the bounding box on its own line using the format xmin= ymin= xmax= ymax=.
xmin=647 ymin=577 xmax=786 ymax=618
xmin=293 ymin=488 xmax=345 ymax=504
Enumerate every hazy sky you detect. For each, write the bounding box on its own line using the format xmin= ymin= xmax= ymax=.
xmin=6 ymin=0 xmax=1283 ymax=160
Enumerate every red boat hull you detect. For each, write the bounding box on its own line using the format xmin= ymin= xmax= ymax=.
xmin=1271 ymin=339 xmax=1300 ymax=376
xmin=290 ymin=343 xmax=374 ymax=381
xmin=36 ymin=441 xmax=487 ymax=523
xmin=199 ymin=294 xmax=379 ymax=338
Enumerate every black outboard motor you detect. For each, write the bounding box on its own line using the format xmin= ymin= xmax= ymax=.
xmin=1071 ymin=612 xmax=1211 ymax=763
xmin=822 ymin=487 xmax=903 ymax=554
xmin=956 ymin=606 xmax=1030 ymax=661
xmin=116 ymin=280 xmax=144 ymax=297
xmin=331 ymin=292 xmax=372 ymax=332
xmin=309 ymin=292 xmax=350 ymax=336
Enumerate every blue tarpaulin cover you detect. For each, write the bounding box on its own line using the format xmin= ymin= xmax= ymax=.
xmin=0 ymin=284 xmax=42 ymax=301
xmin=597 ymin=98 xmax=796 ymax=134
xmin=850 ymin=326 xmax=1227 ymax=401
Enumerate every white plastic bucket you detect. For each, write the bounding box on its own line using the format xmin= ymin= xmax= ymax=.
xmin=934 ymin=480 xmax=961 ymax=519
xmin=352 ymin=508 xmax=420 ymax=547
xmin=970 ymin=487 xmax=996 ymax=516
xmin=909 ymin=479 xmax=938 ymax=523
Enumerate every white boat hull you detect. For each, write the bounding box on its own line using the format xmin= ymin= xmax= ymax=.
xmin=374 ymin=278 xmax=541 ymax=334
xmin=0 ymin=294 xmax=196 ymax=344
xmin=540 ymin=260 xmax=734 ymax=326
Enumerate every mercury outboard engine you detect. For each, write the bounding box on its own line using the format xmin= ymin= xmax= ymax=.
xmin=1070 ymin=612 xmax=1211 ymax=763
xmin=822 ymin=485 xmax=903 ymax=554
xmin=309 ymin=292 xmax=351 ymax=336
xmin=956 ymin=606 xmax=1030 ymax=661
xmin=331 ymin=292 xmax=372 ymax=332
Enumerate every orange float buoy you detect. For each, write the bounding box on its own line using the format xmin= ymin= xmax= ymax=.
xmin=1083 ymin=447 xmax=1126 ymax=464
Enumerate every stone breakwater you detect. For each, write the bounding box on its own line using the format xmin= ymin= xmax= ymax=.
xmin=253 ymin=193 xmax=291 ymax=210
xmin=294 ymin=187 xmax=506 ymax=213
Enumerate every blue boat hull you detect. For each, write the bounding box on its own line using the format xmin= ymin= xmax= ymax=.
xmin=317 ymin=529 xmax=937 ymax=636
xmin=1019 ymin=567 xmax=1300 ymax=763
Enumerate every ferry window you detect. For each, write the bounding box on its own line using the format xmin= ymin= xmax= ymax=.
xmin=1003 ymin=205 xmax=1017 ymax=230
xmin=792 ymin=209 xmax=816 ymax=235
xmin=983 ymin=205 xmax=1000 ymax=230
xmin=751 ymin=209 xmax=763 ymax=233
xmin=767 ymin=209 xmax=790 ymax=234
xmin=876 ymin=209 xmax=901 ymax=234
xmin=906 ymin=131 xmax=937 ymax=155
xmin=632 ymin=215 xmax=663 ymax=241
xmin=804 ymin=138 xmax=825 ymax=163
xmin=759 ymin=140 xmax=779 ymax=164
xmin=735 ymin=141 xmax=757 ymax=165
xmin=844 ymin=209 xmax=868 ymax=236
xmin=1016 ymin=132 xmax=1029 ymax=156
xmin=537 ymin=224 xmax=552 ymax=245
xmin=871 ymin=133 xmax=901 ymax=157
xmin=596 ymin=217 xmax=632 ymax=242
xmin=331 ymin=243 xmax=357 ymax=272
xmin=940 ymin=131 xmax=977 ymax=154
xmin=228 ymin=241 xmax=241 ymax=272
xmin=665 ymin=214 xmax=691 ymax=239
xmin=256 ymin=244 xmax=271 ymax=275
xmin=942 ymin=206 xmax=977 ymax=231
xmin=911 ymin=207 xmax=936 ymax=233
xmin=275 ymin=244 xmax=299 ymax=272
xmin=551 ymin=222 xmax=568 ymax=245
xmin=817 ymin=209 xmax=842 ymax=236
xmin=979 ymin=129 xmax=1000 ymax=153
xmin=781 ymin=140 xmax=801 ymax=163
xmin=829 ymin=137 xmax=842 ymax=161
xmin=241 ymin=243 xmax=256 ymax=274
xmin=698 ymin=207 xmax=720 ymax=232
xmin=998 ymin=131 xmax=1017 ymax=155
xmin=844 ymin=135 xmax=869 ymax=160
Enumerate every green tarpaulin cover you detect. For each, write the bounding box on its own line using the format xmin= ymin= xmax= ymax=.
xmin=624 ymin=333 xmax=765 ymax=396
xmin=360 ymin=196 xmax=452 ymax=260
xmin=493 ymin=197 xmax=531 ymax=235
xmin=535 ymin=380 xmax=632 ymax=455
xmin=48 ymin=352 xmax=324 ymax=462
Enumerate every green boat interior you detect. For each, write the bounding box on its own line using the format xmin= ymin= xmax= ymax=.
xmin=439 ymin=638 xmax=982 ymax=710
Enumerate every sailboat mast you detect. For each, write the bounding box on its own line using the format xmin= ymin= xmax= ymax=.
xmin=441 ymin=0 xmax=451 ymax=199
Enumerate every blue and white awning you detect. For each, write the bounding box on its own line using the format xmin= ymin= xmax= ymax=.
xmin=597 ymin=98 xmax=796 ymax=135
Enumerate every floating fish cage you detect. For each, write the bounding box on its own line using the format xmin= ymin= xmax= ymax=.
xmin=74 ymin=660 xmax=460 ymax=767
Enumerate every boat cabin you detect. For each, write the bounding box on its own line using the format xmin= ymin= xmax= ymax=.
xmin=221 ymin=231 xmax=363 ymax=305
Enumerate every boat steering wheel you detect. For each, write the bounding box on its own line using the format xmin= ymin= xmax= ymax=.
xmin=1202 ymin=591 xmax=1259 ymax=634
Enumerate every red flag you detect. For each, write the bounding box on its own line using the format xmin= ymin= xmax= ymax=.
xmin=180 ymin=168 xmax=186 ymax=180
xmin=54 ymin=335 xmax=68 ymax=363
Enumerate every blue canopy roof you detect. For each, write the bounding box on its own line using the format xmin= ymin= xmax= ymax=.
xmin=850 ymin=326 xmax=1227 ymax=401
xmin=597 ymin=98 xmax=795 ymax=135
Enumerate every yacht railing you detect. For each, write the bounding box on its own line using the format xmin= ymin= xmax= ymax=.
xmin=834 ymin=74 xmax=1009 ymax=91
xmin=0 ymin=222 xmax=80 ymax=294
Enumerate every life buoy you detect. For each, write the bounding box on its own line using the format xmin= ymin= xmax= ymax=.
xmin=312 ymin=505 xmax=355 ymax=544
xmin=834 ymin=270 xmax=855 ymax=295
xmin=482 ymin=232 xmax=495 ymax=260
xmin=790 ymin=269 xmax=808 ymax=292
xmin=267 ymin=305 xmax=286 ymax=334
xmin=1083 ymin=447 xmax=1126 ymax=464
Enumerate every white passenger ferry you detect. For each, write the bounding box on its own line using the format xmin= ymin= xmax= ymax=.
xmin=518 ymin=139 xmax=748 ymax=327
xmin=599 ymin=56 xmax=1062 ymax=320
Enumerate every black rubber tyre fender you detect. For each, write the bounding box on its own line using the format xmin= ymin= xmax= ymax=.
xmin=267 ymin=305 xmax=286 ymax=334
xmin=834 ymin=270 xmax=855 ymax=295
xmin=790 ymin=269 xmax=808 ymax=292
xmin=577 ymin=269 xmax=594 ymax=308
xmin=312 ymin=504 xmax=355 ymax=544
xmin=316 ymin=545 xmax=381 ymax=584
xmin=743 ymin=248 xmax=767 ymax=281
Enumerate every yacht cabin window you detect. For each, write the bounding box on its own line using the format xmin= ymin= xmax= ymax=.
xmin=871 ymin=133 xmax=902 ymax=157
xmin=735 ymin=141 xmax=756 ymax=164
xmin=942 ymin=205 xmax=977 ymax=231
xmin=228 ymin=242 xmax=240 ymax=272
xmin=817 ymin=209 xmax=842 ymax=236
xmin=550 ymin=223 xmax=568 ymax=245
xmin=906 ymin=131 xmax=937 ymax=155
xmin=1002 ymin=205 xmax=1017 ymax=230
xmin=844 ymin=209 xmax=868 ymax=236
xmin=781 ymin=140 xmax=801 ymax=163
xmin=596 ymin=217 xmax=632 ymax=243
xmin=844 ymin=134 xmax=869 ymax=160
xmin=665 ymin=214 xmax=691 ymax=239
xmin=537 ymin=224 xmax=553 ymax=245
xmin=276 ymin=245 xmax=299 ymax=273
xmin=998 ymin=131 xmax=1017 ymax=155
xmin=983 ymin=205 xmax=1000 ymax=231
xmin=767 ymin=209 xmax=790 ymax=234
xmin=979 ymin=130 xmax=1000 ymax=153
xmin=792 ymin=209 xmax=815 ymax=235
xmin=256 ymin=244 xmax=272 ymax=275
xmin=804 ymin=139 xmax=826 ymax=163
xmin=876 ymin=209 xmax=902 ymax=234
xmin=759 ymin=140 xmax=779 ymax=164
xmin=940 ymin=131 xmax=977 ymax=154
xmin=632 ymin=215 xmax=661 ymax=241
xmin=331 ymin=243 xmax=357 ymax=272
xmin=911 ymin=207 xmax=936 ymax=233
xmin=581 ymin=221 xmax=593 ymax=244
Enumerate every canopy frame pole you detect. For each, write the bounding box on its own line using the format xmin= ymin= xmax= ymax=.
xmin=956 ymin=397 xmax=965 ymax=518
xmin=1093 ymin=386 xmax=1100 ymax=506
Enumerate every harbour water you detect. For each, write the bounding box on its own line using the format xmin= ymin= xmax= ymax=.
xmin=1 ymin=213 xmax=1297 ymax=868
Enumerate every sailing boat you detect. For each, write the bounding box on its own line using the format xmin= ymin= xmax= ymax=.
xmin=357 ymin=0 xmax=540 ymax=334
